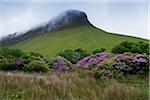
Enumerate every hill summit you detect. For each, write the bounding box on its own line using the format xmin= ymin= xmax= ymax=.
xmin=1 ymin=10 xmax=92 ymax=46
xmin=45 ymin=10 xmax=92 ymax=30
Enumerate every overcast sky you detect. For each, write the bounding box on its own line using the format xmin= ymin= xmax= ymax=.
xmin=0 ymin=0 xmax=149 ymax=39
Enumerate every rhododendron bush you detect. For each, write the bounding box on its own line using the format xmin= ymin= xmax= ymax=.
xmin=76 ymin=53 xmax=109 ymax=69
xmin=100 ymin=53 xmax=149 ymax=75
xmin=76 ymin=52 xmax=149 ymax=77
xmin=0 ymin=48 xmax=149 ymax=77
xmin=48 ymin=56 xmax=73 ymax=72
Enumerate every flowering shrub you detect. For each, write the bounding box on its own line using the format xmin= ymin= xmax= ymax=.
xmin=0 ymin=48 xmax=49 ymax=72
xmin=48 ymin=56 xmax=72 ymax=72
xmin=16 ymin=60 xmax=24 ymax=65
xmin=76 ymin=53 xmax=109 ymax=69
xmin=0 ymin=47 xmax=149 ymax=77
xmin=77 ymin=52 xmax=149 ymax=78
xmin=0 ymin=52 xmax=50 ymax=72
xmin=132 ymin=54 xmax=149 ymax=74
xmin=100 ymin=53 xmax=149 ymax=75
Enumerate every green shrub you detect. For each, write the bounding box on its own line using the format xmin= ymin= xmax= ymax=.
xmin=59 ymin=48 xmax=90 ymax=64
xmin=137 ymin=41 xmax=149 ymax=54
xmin=92 ymin=48 xmax=106 ymax=54
xmin=23 ymin=57 xmax=50 ymax=72
xmin=0 ymin=50 xmax=50 ymax=72
xmin=112 ymin=41 xmax=149 ymax=54
xmin=92 ymin=69 xmax=123 ymax=79
xmin=74 ymin=48 xmax=90 ymax=57
xmin=0 ymin=48 xmax=25 ymax=58
xmin=29 ymin=52 xmax=43 ymax=58
xmin=0 ymin=56 xmax=17 ymax=70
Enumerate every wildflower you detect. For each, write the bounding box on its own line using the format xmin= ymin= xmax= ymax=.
xmin=16 ymin=60 xmax=24 ymax=65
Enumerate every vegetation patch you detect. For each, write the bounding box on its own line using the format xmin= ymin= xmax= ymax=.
xmin=0 ymin=41 xmax=149 ymax=100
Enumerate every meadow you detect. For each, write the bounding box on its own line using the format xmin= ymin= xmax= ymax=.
xmin=0 ymin=70 xmax=149 ymax=100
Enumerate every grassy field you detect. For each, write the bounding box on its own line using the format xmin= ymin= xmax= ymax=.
xmin=0 ymin=70 xmax=149 ymax=100
xmin=12 ymin=25 xmax=148 ymax=57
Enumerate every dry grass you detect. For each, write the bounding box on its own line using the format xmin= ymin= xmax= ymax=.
xmin=0 ymin=71 xmax=147 ymax=100
xmin=103 ymin=80 xmax=140 ymax=100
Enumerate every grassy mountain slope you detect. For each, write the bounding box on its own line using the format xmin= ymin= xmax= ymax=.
xmin=12 ymin=25 xmax=148 ymax=57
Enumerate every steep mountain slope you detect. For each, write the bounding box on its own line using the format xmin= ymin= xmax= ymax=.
xmin=12 ymin=25 xmax=147 ymax=57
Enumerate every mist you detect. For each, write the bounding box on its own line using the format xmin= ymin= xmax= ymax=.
xmin=0 ymin=1 xmax=148 ymax=39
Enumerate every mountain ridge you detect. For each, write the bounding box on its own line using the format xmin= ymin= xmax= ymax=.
xmin=0 ymin=10 xmax=93 ymax=47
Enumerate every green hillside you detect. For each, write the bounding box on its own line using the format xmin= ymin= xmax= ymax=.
xmin=12 ymin=25 xmax=148 ymax=57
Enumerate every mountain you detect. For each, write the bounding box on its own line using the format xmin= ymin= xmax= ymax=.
xmin=0 ymin=10 xmax=148 ymax=57
xmin=0 ymin=10 xmax=92 ymax=46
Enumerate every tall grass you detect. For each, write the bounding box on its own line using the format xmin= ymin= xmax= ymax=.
xmin=0 ymin=71 xmax=147 ymax=100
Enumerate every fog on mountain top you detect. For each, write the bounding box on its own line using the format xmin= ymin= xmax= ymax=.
xmin=0 ymin=2 xmax=148 ymax=39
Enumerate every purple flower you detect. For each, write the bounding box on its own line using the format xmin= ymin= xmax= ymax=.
xmin=16 ymin=60 xmax=24 ymax=65
xmin=120 ymin=65 xmax=131 ymax=71
xmin=76 ymin=53 xmax=109 ymax=69
xmin=51 ymin=57 xmax=71 ymax=72
xmin=135 ymin=54 xmax=145 ymax=58
xmin=133 ymin=58 xmax=147 ymax=65
xmin=77 ymin=60 xmax=85 ymax=66
xmin=122 ymin=56 xmax=129 ymax=60
xmin=84 ymin=56 xmax=91 ymax=62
